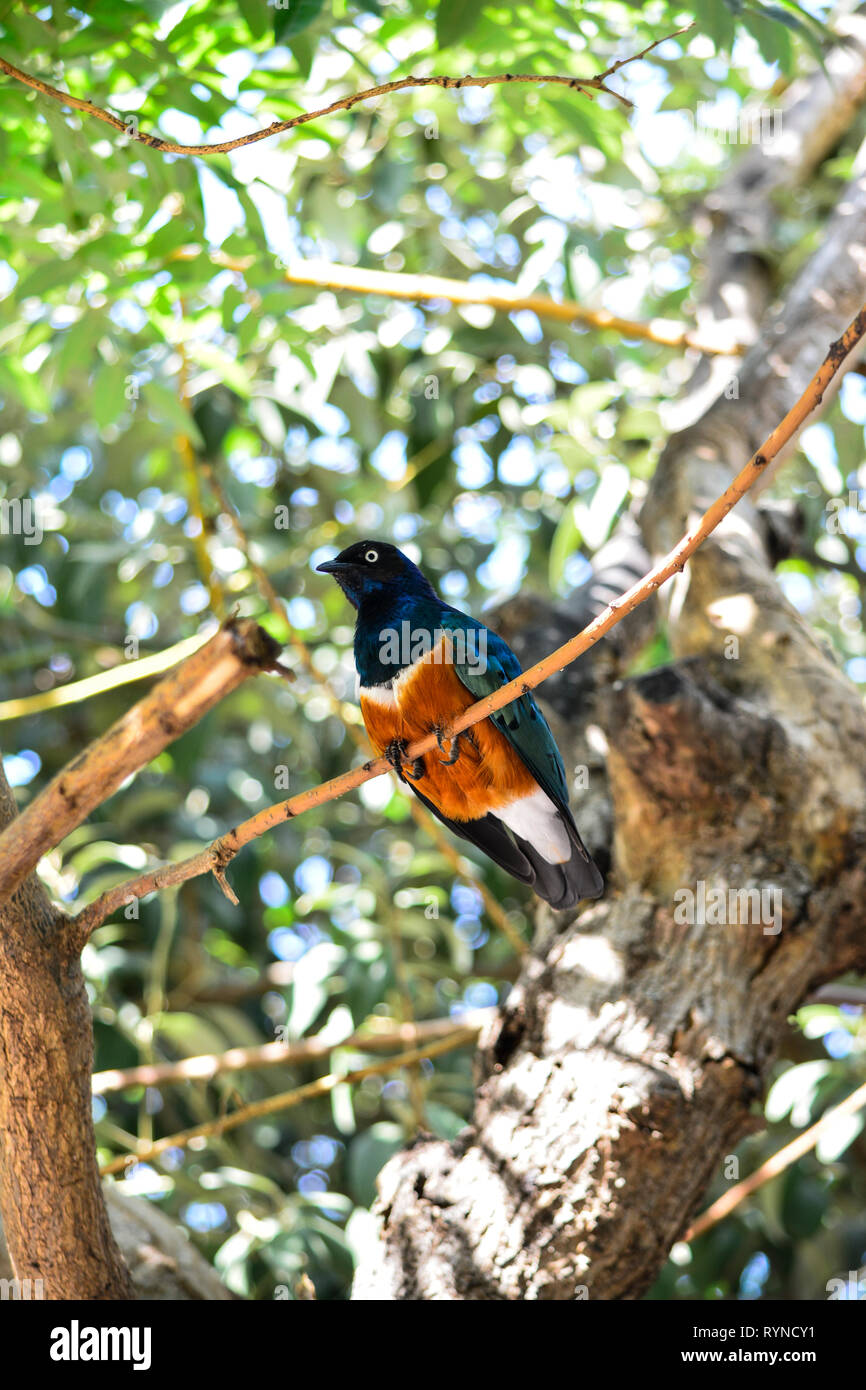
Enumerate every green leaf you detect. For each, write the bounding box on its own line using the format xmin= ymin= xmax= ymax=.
xmin=55 ymin=314 xmax=107 ymax=384
xmin=413 ymin=448 xmax=450 ymax=509
xmin=549 ymin=500 xmax=583 ymax=594
xmin=693 ymin=0 xmax=737 ymax=52
xmin=154 ymin=1011 xmax=231 ymax=1057
xmin=287 ymin=942 xmax=346 ymax=1037
xmin=92 ymin=360 xmax=129 ymax=430
xmin=425 ymin=1101 xmax=468 ymax=1141
xmin=143 ymin=380 xmax=205 ymax=447
xmin=17 ymin=258 xmax=79 ymax=300
xmin=347 ymin=1123 xmax=404 ymax=1206
xmin=780 ymin=1166 xmax=828 ymax=1239
xmin=289 ymin=33 xmax=315 ymax=80
xmin=765 ymin=1060 xmax=832 ymax=1123
xmin=435 ymin=0 xmax=481 ymax=47
xmin=0 ymin=357 xmax=50 ymax=413
xmin=741 ymin=8 xmax=792 ymax=69
xmin=274 ymin=0 xmax=325 ymax=42
xmin=815 ymin=1110 xmax=864 ymax=1164
xmin=238 ymin=0 xmax=270 ymax=40
xmin=184 ymin=341 xmax=253 ymax=397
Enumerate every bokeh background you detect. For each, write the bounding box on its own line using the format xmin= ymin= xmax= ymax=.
xmin=1 ymin=0 xmax=864 ymax=1299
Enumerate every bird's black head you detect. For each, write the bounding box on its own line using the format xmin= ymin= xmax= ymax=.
xmin=316 ymin=540 xmax=434 ymax=611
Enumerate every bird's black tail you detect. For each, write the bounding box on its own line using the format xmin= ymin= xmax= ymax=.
xmin=511 ymin=811 xmax=603 ymax=911
xmin=407 ymin=786 xmax=603 ymax=912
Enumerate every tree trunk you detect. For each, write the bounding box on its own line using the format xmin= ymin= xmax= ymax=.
xmin=0 ymin=619 xmax=280 ymax=1297
xmin=0 ymin=766 xmax=134 ymax=1299
xmin=351 ymin=127 xmax=866 ymax=1303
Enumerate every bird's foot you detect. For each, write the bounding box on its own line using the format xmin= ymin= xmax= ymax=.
xmin=435 ymin=724 xmax=461 ymax=765
xmin=385 ymin=738 xmax=426 ymax=782
xmin=434 ymin=725 xmax=478 ymax=765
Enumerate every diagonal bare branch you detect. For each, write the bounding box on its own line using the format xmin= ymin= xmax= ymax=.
xmin=64 ymin=301 xmax=866 ymax=943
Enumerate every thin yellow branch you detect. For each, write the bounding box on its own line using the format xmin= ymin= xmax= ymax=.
xmin=685 ymin=1078 xmax=866 ymax=1242
xmin=0 ymin=633 xmax=209 ymax=723
xmin=169 ymin=247 xmax=743 ymax=357
xmin=92 ymin=1009 xmax=493 ymax=1094
xmin=172 ymin=960 xmax=298 ymax=1006
xmin=277 ymin=259 xmax=744 ymax=357
xmin=99 ymin=1026 xmax=479 ymax=1175
xmin=384 ymin=902 xmax=427 ymax=1130
xmin=202 ymin=464 xmax=290 ymax=636
xmin=177 ymin=306 xmax=227 ymax=619
xmin=0 ymin=619 xmax=287 ymax=902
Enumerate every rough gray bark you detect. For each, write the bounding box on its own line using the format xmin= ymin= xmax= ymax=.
xmin=351 ymin=161 xmax=866 ymax=1302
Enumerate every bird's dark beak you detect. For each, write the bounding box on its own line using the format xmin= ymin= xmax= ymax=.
xmin=316 ymin=559 xmax=347 ymax=575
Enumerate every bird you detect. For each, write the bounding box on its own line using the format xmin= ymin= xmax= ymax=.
xmin=317 ymin=540 xmax=603 ymax=910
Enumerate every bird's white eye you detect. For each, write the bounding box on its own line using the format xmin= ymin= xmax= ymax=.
xmin=364 ymin=549 xmax=378 ymax=563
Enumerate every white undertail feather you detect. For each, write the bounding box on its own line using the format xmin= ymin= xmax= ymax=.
xmin=497 ymin=788 xmax=571 ymax=864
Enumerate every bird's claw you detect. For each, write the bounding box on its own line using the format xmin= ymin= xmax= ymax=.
xmin=435 ymin=724 xmax=461 ymax=765
xmin=435 ymin=725 xmax=479 ymax=765
xmin=385 ymin=738 xmax=425 ymax=782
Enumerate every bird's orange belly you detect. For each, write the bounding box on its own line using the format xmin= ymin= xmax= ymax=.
xmin=359 ymin=647 xmax=536 ymax=822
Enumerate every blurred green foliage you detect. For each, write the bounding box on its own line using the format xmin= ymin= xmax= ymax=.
xmin=0 ymin=0 xmax=864 ymax=1300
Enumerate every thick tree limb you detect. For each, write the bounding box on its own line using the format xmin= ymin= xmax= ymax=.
xmin=672 ymin=7 xmax=866 ymax=430
xmin=0 ymin=618 xmax=284 ymax=903
xmin=496 ymin=8 xmax=866 ymax=722
xmin=0 ymin=1185 xmax=234 ymax=1300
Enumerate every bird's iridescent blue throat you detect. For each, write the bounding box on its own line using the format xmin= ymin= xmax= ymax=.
xmin=317 ymin=539 xmax=485 ymax=687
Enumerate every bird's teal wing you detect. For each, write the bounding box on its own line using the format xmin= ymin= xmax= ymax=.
xmin=428 ymin=607 xmax=603 ymax=907
xmin=439 ymin=609 xmax=571 ymax=813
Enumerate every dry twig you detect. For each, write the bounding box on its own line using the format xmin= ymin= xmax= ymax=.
xmin=0 ymin=30 xmax=690 ymax=157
